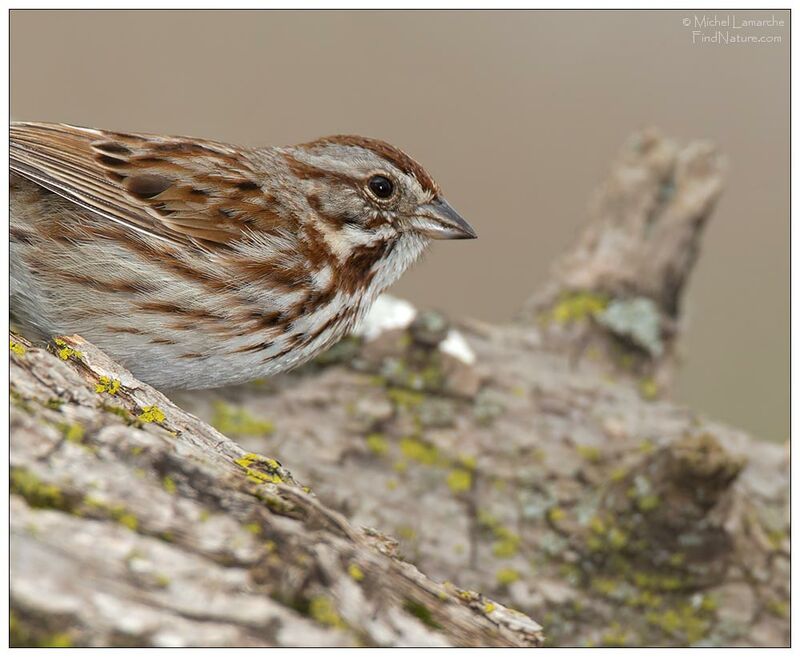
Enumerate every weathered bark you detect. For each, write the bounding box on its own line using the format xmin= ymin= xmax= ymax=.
xmin=10 ymin=334 xmax=543 ymax=647
xmin=10 ymin=130 xmax=788 ymax=647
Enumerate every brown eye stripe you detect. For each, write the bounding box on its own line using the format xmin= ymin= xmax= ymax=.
xmin=281 ymin=153 xmax=354 ymax=187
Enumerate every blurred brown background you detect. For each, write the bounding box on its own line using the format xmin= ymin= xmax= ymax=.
xmin=10 ymin=10 xmax=788 ymax=441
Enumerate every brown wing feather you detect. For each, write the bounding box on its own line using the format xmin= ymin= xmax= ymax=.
xmin=10 ymin=122 xmax=275 ymax=246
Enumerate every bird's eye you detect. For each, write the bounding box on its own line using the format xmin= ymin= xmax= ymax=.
xmin=367 ymin=175 xmax=395 ymax=200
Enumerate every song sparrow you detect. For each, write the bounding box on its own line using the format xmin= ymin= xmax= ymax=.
xmin=10 ymin=122 xmax=476 ymax=389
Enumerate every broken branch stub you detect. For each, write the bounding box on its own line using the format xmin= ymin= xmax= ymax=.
xmin=522 ymin=129 xmax=726 ymax=392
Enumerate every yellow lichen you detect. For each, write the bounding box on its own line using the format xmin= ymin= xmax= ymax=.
xmin=309 ymin=595 xmax=345 ymax=629
xmin=95 ymin=376 xmax=121 ymax=395
xmin=234 ymin=452 xmax=283 ymax=485
xmin=117 ymin=512 xmax=139 ymax=531
xmin=137 ymin=405 xmax=166 ymax=424
xmin=547 ymin=291 xmax=609 ymax=325
xmin=446 ymin=468 xmax=472 ymax=493
xmin=348 ymin=563 xmax=365 ymax=581
xmin=9 ymin=339 xmax=26 ymax=357
xmin=399 ymin=437 xmax=439 ymax=465
xmin=52 ymin=338 xmax=82 ymax=361
xmin=610 ymin=466 xmax=628 ymax=482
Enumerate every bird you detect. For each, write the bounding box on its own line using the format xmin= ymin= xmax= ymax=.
xmin=10 ymin=122 xmax=476 ymax=389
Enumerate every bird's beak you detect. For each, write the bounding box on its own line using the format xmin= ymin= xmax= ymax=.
xmin=413 ymin=198 xmax=477 ymax=240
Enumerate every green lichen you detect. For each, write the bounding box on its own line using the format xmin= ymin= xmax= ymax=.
xmin=52 ymin=338 xmax=82 ymax=361
xmin=244 ymin=522 xmax=262 ymax=535
xmin=162 ymin=476 xmax=177 ymax=495
xmin=627 ymin=589 xmax=664 ymax=609
xmin=11 ymin=468 xmax=71 ymax=511
xmin=234 ymin=452 xmax=284 ymax=485
xmin=591 ymin=576 xmax=620 ymax=596
xmin=380 ymin=355 xmax=445 ymax=393
xmin=632 ymin=571 xmax=684 ymax=592
xmin=9 ymin=339 xmax=26 ymax=357
xmin=644 ymin=604 xmax=711 ymax=644
xmin=587 ymin=515 xmax=629 ymax=551
xmin=211 ymin=401 xmax=274 ymax=437
xmin=496 ymin=567 xmax=520 ymax=586
xmin=387 ymin=387 xmax=425 ymax=409
xmin=95 ymin=376 xmax=121 ymax=395
xmin=477 ymin=511 xmax=521 ymax=559
xmin=638 ymin=438 xmax=656 ymax=454
xmin=403 ymin=600 xmax=442 ymax=629
xmin=766 ymin=599 xmax=789 ymax=619
xmin=396 ymin=525 xmax=417 ymax=541
xmin=399 ymin=437 xmax=440 ymax=466
xmin=600 ymin=622 xmax=629 ymax=647
xmin=45 ymin=398 xmax=64 ymax=410
xmin=83 ymin=496 xmax=139 ymax=531
xmin=576 ymin=444 xmax=602 ymax=463
xmin=491 ymin=528 xmax=521 ymax=559
xmin=102 ymin=403 xmax=134 ymax=423
xmin=610 ymin=466 xmax=628 ymax=482
xmin=365 ymin=433 xmax=388 ymax=456
xmin=446 ymin=468 xmax=472 ymax=494
xmin=58 ymin=422 xmax=85 ymax=444
xmin=636 ymin=494 xmax=661 ymax=512
xmin=308 ymin=595 xmax=346 ymax=629
xmin=639 ymin=377 xmax=659 ymax=401
xmin=137 ymin=405 xmax=166 ymax=424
